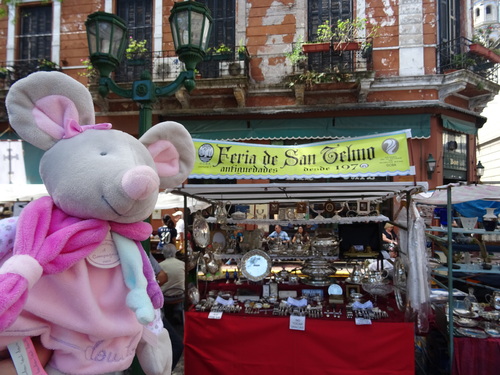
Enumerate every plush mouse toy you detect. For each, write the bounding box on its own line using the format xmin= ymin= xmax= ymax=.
xmin=0 ymin=71 xmax=195 ymax=375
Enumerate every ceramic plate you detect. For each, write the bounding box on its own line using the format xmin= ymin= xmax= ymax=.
xmin=456 ymin=327 xmax=488 ymax=339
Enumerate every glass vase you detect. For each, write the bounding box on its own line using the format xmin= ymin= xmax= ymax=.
xmin=483 ymin=207 xmax=498 ymax=232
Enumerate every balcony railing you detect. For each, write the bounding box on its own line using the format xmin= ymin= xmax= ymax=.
xmin=303 ymin=47 xmax=373 ymax=74
xmin=115 ymin=49 xmax=249 ymax=82
xmin=0 ymin=49 xmax=250 ymax=89
xmin=0 ymin=59 xmax=62 ymax=88
xmin=437 ymin=36 xmax=499 ymax=82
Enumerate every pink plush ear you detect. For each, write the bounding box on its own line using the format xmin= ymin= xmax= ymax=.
xmin=32 ymin=96 xmax=81 ymax=140
xmin=147 ymin=140 xmax=180 ymax=177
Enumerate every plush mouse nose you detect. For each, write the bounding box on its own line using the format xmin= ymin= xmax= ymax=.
xmin=121 ymin=166 xmax=160 ymax=200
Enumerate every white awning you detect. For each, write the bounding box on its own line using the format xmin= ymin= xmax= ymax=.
xmin=171 ymin=181 xmax=428 ymax=205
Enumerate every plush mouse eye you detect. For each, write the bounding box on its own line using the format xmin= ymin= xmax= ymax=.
xmin=100 ymin=151 xmax=107 ymax=156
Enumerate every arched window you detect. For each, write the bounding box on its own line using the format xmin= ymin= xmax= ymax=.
xmin=486 ymin=5 xmax=492 ymax=14
xmin=475 ymin=7 xmax=480 ymax=17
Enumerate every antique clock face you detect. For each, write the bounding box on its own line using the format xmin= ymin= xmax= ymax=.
xmin=241 ymin=249 xmax=272 ymax=282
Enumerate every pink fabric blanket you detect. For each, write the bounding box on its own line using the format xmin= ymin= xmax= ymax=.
xmin=0 ymin=196 xmax=163 ymax=331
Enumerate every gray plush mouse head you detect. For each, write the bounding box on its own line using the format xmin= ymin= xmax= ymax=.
xmin=6 ymin=72 xmax=195 ymax=223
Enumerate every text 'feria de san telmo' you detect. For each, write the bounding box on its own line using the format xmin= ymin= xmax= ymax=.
xmin=190 ymin=130 xmax=415 ymax=180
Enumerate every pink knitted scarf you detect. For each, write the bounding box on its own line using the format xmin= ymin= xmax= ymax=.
xmin=0 ymin=196 xmax=163 ymax=331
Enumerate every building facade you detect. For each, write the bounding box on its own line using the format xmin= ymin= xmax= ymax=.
xmin=0 ymin=0 xmax=499 ymax=189
xmin=474 ymin=0 xmax=500 ymax=183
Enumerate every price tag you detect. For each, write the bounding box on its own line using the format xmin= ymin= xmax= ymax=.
xmin=208 ymin=311 xmax=223 ymax=319
xmin=289 ymin=315 xmax=306 ymax=331
xmin=355 ymin=317 xmax=372 ymax=325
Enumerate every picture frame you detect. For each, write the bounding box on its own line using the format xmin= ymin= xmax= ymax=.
xmin=269 ymin=201 xmax=280 ymax=216
xmin=345 ymin=284 xmax=360 ymax=297
xmin=357 ymin=200 xmax=370 ymax=215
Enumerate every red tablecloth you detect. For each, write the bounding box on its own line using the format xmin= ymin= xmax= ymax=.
xmin=453 ymin=337 xmax=500 ymax=375
xmin=184 ymin=311 xmax=415 ymax=375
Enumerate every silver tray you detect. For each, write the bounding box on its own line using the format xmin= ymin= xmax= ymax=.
xmin=485 ymin=328 xmax=500 ymax=338
xmin=455 ymin=317 xmax=479 ymax=328
xmin=193 ymin=214 xmax=210 ymax=248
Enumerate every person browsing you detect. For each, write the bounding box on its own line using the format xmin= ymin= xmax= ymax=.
xmin=172 ymin=210 xmax=185 ymax=251
xmin=292 ymin=225 xmax=310 ymax=244
xmin=267 ymin=224 xmax=290 ymax=244
xmin=157 ymin=214 xmax=177 ymax=251
xmin=382 ymin=223 xmax=398 ymax=248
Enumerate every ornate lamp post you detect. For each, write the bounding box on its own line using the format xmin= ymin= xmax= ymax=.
xmin=85 ymin=1 xmax=212 ymax=135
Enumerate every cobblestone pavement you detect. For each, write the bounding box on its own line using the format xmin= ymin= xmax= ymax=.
xmin=171 ymin=323 xmax=184 ymax=375
xmin=172 ymin=353 xmax=184 ymax=375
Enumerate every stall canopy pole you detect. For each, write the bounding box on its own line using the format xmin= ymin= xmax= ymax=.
xmin=447 ymin=185 xmax=454 ymax=373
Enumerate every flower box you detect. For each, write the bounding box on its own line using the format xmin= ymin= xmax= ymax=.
xmin=469 ymin=43 xmax=500 ymax=64
xmin=302 ymin=42 xmax=330 ymax=53
xmin=333 ymin=42 xmax=361 ymax=51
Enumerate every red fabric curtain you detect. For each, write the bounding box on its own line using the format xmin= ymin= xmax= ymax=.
xmin=185 ymin=311 xmax=415 ymax=375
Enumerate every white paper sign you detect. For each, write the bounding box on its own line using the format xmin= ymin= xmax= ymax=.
xmin=289 ymin=315 xmax=306 ymax=331
xmin=208 ymin=311 xmax=223 ymax=319
xmin=355 ymin=317 xmax=372 ymax=325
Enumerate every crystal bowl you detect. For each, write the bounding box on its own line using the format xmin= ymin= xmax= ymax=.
xmin=460 ymin=217 xmax=478 ymax=230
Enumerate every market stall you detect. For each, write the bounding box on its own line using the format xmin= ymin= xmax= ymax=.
xmin=172 ymin=131 xmax=432 ymax=374
xmin=415 ymin=184 xmax=500 ymax=374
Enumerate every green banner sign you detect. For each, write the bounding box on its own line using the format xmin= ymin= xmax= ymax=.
xmin=191 ymin=130 xmax=414 ymax=180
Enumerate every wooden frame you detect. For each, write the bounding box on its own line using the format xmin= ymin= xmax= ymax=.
xmin=357 ymin=200 xmax=370 ymax=215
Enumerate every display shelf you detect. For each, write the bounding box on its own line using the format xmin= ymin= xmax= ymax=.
xmin=206 ymin=214 xmax=389 ymax=226
xmin=213 ymin=252 xmax=339 ymax=261
xmin=427 ymin=226 xmax=500 ymax=235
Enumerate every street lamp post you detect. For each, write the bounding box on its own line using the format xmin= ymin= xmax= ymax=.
xmin=85 ymin=1 xmax=212 ymax=136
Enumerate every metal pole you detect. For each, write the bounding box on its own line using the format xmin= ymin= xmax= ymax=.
xmin=446 ymin=185 xmax=454 ymax=374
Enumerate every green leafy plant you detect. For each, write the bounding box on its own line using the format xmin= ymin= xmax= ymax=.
xmin=125 ymin=37 xmax=148 ymax=59
xmin=287 ymin=68 xmax=351 ymax=89
xmin=37 ymin=59 xmax=59 ymax=71
xmin=78 ymin=58 xmax=99 ymax=81
xmin=472 ymin=26 xmax=500 ymax=52
xmin=237 ymin=39 xmax=246 ymax=54
xmin=451 ymin=53 xmax=476 ymax=69
xmin=209 ymin=43 xmax=232 ymax=54
xmin=286 ymin=35 xmax=307 ymax=66
xmin=316 ymin=20 xmax=335 ymax=43
xmin=333 ymin=18 xmax=380 ymax=45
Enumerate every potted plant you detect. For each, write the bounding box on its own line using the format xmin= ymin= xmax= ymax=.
xmin=0 ymin=66 xmax=10 ymax=79
xmin=303 ymin=20 xmax=333 ymax=53
xmin=125 ymin=37 xmax=148 ymax=65
xmin=286 ymin=36 xmax=307 ymax=70
xmin=237 ymin=39 xmax=249 ymax=60
xmin=207 ymin=43 xmax=233 ymax=61
xmin=332 ymin=18 xmax=379 ymax=52
xmin=469 ymin=27 xmax=500 ymax=64
xmin=37 ymin=59 xmax=60 ymax=71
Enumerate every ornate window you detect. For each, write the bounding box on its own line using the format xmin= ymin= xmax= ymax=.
xmin=306 ymin=0 xmax=354 ymax=72
xmin=18 ymin=5 xmax=52 ymax=62
xmin=115 ymin=0 xmax=153 ymax=82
